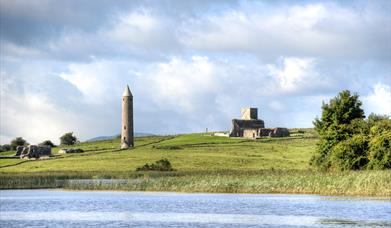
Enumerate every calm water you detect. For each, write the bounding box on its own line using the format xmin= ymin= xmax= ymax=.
xmin=0 ymin=190 xmax=390 ymax=227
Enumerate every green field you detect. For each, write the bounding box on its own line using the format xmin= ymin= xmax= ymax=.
xmin=1 ymin=130 xmax=390 ymax=197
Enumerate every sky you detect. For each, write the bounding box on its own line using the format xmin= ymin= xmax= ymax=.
xmin=0 ymin=0 xmax=390 ymax=144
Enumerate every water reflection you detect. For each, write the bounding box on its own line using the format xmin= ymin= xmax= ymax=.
xmin=0 ymin=190 xmax=390 ymax=227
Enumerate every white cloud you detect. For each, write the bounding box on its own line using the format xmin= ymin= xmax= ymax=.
xmin=180 ymin=2 xmax=389 ymax=59
xmin=59 ymin=60 xmax=133 ymax=104
xmin=144 ymin=56 xmax=216 ymax=112
xmin=364 ymin=83 xmax=391 ymax=115
xmin=1 ymin=1 xmax=390 ymax=143
xmin=265 ymin=57 xmax=334 ymax=94
xmin=0 ymin=64 xmax=121 ymax=144
xmin=104 ymin=10 xmax=178 ymax=55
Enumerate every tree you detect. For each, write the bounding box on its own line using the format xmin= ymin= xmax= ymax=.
xmin=311 ymin=90 xmax=365 ymax=170
xmin=38 ymin=140 xmax=56 ymax=147
xmin=314 ymin=90 xmax=365 ymax=134
xmin=60 ymin=132 xmax=78 ymax=145
xmin=10 ymin=137 xmax=28 ymax=150
xmin=0 ymin=144 xmax=11 ymax=152
xmin=367 ymin=113 xmax=390 ymax=128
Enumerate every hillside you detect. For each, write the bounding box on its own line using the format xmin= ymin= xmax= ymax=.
xmin=0 ymin=131 xmax=316 ymax=173
xmin=1 ymin=130 xmax=390 ymax=197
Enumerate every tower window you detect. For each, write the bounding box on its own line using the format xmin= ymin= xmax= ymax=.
xmin=124 ymin=125 xmax=126 ymax=130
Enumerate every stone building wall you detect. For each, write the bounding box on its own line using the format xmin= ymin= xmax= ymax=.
xmin=241 ymin=108 xmax=258 ymax=120
xmin=243 ymin=129 xmax=258 ymax=138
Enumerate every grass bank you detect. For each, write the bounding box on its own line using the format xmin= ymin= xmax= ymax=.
xmin=1 ymin=130 xmax=390 ymax=197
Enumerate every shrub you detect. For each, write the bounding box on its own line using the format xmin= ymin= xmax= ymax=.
xmin=136 ymin=159 xmax=175 ymax=171
xmin=10 ymin=137 xmax=28 ymax=150
xmin=367 ymin=131 xmax=391 ymax=170
xmin=60 ymin=132 xmax=78 ymax=146
xmin=329 ymin=135 xmax=369 ymax=171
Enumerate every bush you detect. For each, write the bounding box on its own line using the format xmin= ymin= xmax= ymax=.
xmin=367 ymin=131 xmax=391 ymax=170
xmin=10 ymin=137 xmax=28 ymax=150
xmin=39 ymin=140 xmax=56 ymax=147
xmin=136 ymin=159 xmax=175 ymax=171
xmin=329 ymin=135 xmax=369 ymax=171
xmin=60 ymin=132 xmax=78 ymax=146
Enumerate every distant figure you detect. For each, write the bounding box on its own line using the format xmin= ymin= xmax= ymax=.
xmin=121 ymin=85 xmax=134 ymax=149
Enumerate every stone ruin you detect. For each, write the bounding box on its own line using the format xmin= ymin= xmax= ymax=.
xmin=229 ymin=108 xmax=290 ymax=139
xmin=16 ymin=145 xmax=51 ymax=159
xmin=259 ymin=127 xmax=290 ymax=137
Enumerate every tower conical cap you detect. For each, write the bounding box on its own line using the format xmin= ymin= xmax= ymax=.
xmin=122 ymin=85 xmax=133 ymax=97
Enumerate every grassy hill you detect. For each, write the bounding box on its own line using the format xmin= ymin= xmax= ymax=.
xmin=1 ymin=130 xmax=390 ymax=196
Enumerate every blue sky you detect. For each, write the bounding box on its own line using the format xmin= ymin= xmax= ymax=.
xmin=0 ymin=0 xmax=390 ymax=144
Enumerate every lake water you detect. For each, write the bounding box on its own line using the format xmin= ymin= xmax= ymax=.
xmin=0 ymin=190 xmax=390 ymax=227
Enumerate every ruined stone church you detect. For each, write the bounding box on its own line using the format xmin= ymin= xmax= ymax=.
xmin=229 ymin=108 xmax=289 ymax=139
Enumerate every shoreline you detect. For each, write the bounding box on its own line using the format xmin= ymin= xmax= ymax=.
xmin=1 ymin=188 xmax=391 ymax=200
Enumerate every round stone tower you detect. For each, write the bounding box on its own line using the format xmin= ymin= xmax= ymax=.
xmin=121 ymin=85 xmax=134 ymax=149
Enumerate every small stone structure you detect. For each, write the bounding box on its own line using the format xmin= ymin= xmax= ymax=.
xmin=229 ymin=108 xmax=290 ymax=139
xmin=270 ymin=128 xmax=290 ymax=137
xmin=17 ymin=145 xmax=51 ymax=159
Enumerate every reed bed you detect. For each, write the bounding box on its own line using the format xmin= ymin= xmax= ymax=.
xmin=1 ymin=170 xmax=390 ymax=197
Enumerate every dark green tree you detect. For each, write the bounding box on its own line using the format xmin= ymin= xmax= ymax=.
xmin=311 ymin=90 xmax=365 ymax=169
xmin=38 ymin=140 xmax=56 ymax=147
xmin=0 ymin=144 xmax=11 ymax=152
xmin=59 ymin=132 xmax=78 ymax=146
xmin=10 ymin=137 xmax=28 ymax=150
xmin=314 ymin=90 xmax=365 ymax=134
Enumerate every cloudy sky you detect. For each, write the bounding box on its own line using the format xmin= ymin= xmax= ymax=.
xmin=0 ymin=0 xmax=390 ymax=144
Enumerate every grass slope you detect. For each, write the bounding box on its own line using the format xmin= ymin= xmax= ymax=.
xmin=0 ymin=134 xmax=314 ymax=172
xmin=1 ymin=131 xmax=390 ymax=196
